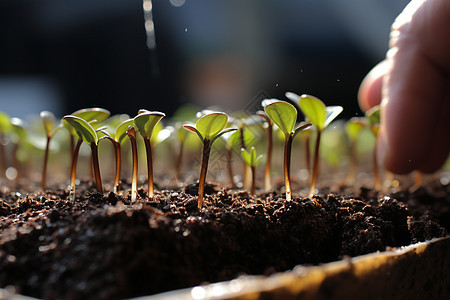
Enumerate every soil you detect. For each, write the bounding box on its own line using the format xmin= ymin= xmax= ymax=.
xmin=0 ymin=179 xmax=448 ymax=300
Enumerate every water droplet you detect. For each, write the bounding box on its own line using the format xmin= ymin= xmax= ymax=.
xmin=185 ymin=28 xmax=188 ymax=32
xmin=5 ymin=167 xmax=17 ymax=180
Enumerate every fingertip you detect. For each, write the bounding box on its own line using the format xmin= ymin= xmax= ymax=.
xmin=358 ymin=61 xmax=388 ymax=112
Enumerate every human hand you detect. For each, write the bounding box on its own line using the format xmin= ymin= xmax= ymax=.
xmin=358 ymin=0 xmax=450 ymax=174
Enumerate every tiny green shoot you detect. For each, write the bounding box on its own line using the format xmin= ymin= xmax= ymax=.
xmin=133 ymin=110 xmax=165 ymax=199
xmin=366 ymin=105 xmax=381 ymax=190
xmin=257 ymin=110 xmax=274 ymax=191
xmin=97 ymin=118 xmax=134 ymax=193
xmin=263 ymin=99 xmax=312 ymax=201
xmin=345 ymin=117 xmax=366 ymax=184
xmin=40 ymin=111 xmax=59 ymax=190
xmin=63 ymin=115 xmax=103 ymax=198
xmin=184 ymin=112 xmax=237 ymax=209
xmin=240 ymin=146 xmax=263 ymax=195
xmin=298 ymin=94 xmax=343 ymax=197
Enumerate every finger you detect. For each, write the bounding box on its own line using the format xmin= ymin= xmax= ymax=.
xmin=358 ymin=60 xmax=387 ymax=112
xmin=379 ymin=0 xmax=450 ymax=174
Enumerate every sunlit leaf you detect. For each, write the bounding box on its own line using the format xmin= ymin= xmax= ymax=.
xmin=366 ymin=105 xmax=381 ymax=126
xmin=299 ymin=95 xmax=327 ymax=130
xmin=72 ymin=107 xmax=111 ymax=123
xmin=264 ymin=100 xmax=297 ymax=136
xmin=10 ymin=117 xmax=27 ymax=141
xmin=324 ymin=106 xmax=343 ymax=128
xmin=345 ymin=117 xmax=367 ymax=142
xmin=133 ymin=111 xmax=165 ymax=139
xmin=241 ymin=146 xmax=263 ymax=167
xmin=40 ymin=111 xmax=56 ymax=137
xmin=63 ymin=115 xmax=98 ymax=145
xmin=115 ymin=119 xmax=135 ymax=144
xmin=195 ymin=112 xmax=228 ymax=140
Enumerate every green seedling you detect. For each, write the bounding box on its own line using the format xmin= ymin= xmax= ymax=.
xmin=40 ymin=111 xmax=60 ymax=190
xmin=257 ymin=110 xmax=274 ymax=191
xmin=126 ymin=125 xmax=139 ymax=202
xmin=133 ymin=110 xmax=165 ymax=199
xmin=366 ymin=105 xmax=381 ymax=190
xmin=263 ymin=99 xmax=312 ymax=201
xmin=241 ymin=146 xmax=263 ymax=195
xmin=10 ymin=118 xmax=27 ymax=181
xmin=97 ymin=118 xmax=134 ymax=193
xmin=184 ymin=112 xmax=237 ymax=209
xmin=297 ymin=94 xmax=343 ymax=197
xmin=345 ymin=117 xmax=367 ymax=184
xmin=63 ymin=115 xmax=103 ymax=199
xmin=175 ymin=124 xmax=188 ymax=182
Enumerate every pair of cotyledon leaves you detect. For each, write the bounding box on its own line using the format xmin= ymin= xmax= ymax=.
xmin=62 ymin=109 xmax=165 ymax=146
xmin=183 ymin=111 xmax=237 ymax=144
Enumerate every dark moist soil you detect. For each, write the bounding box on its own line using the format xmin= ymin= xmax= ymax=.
xmin=0 ymin=179 xmax=448 ymax=300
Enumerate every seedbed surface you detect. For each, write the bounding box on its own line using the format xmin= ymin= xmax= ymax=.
xmin=0 ymin=180 xmax=448 ymax=299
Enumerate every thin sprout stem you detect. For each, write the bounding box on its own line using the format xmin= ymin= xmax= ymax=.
xmin=113 ymin=142 xmax=121 ymax=193
xmin=305 ymin=135 xmax=311 ymax=185
xmin=128 ymin=128 xmax=138 ymax=202
xmin=198 ymin=139 xmax=211 ymax=209
xmin=143 ymin=137 xmax=154 ymax=199
xmin=90 ymin=143 xmax=103 ymax=194
xmin=41 ymin=136 xmax=51 ymax=190
xmin=265 ymin=123 xmax=272 ymax=191
xmin=251 ymin=165 xmax=256 ymax=196
xmin=69 ymin=138 xmax=82 ymax=201
xmin=373 ymin=144 xmax=381 ymax=190
xmin=0 ymin=132 xmax=6 ymax=178
xmin=239 ymin=126 xmax=249 ymax=189
xmin=283 ymin=134 xmax=293 ymax=201
xmin=226 ymin=147 xmax=236 ymax=188
xmin=309 ymin=130 xmax=322 ymax=197
xmin=175 ymin=140 xmax=184 ymax=182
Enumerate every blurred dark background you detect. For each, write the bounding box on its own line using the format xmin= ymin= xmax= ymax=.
xmin=0 ymin=0 xmax=409 ymax=120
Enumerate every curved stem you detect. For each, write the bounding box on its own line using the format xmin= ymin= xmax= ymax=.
xmin=113 ymin=142 xmax=121 ymax=193
xmin=13 ymin=143 xmax=21 ymax=181
xmin=265 ymin=124 xmax=272 ymax=191
xmin=227 ymin=147 xmax=236 ymax=188
xmin=198 ymin=139 xmax=211 ymax=209
xmin=373 ymin=144 xmax=381 ymax=190
xmin=346 ymin=140 xmax=357 ymax=185
xmin=69 ymin=138 xmax=83 ymax=201
xmin=309 ymin=130 xmax=322 ymax=197
xmin=90 ymin=143 xmax=103 ymax=194
xmin=144 ymin=137 xmax=154 ymax=199
xmin=305 ymin=135 xmax=311 ymax=185
xmin=128 ymin=129 xmax=138 ymax=202
xmin=41 ymin=136 xmax=51 ymax=190
xmin=284 ymin=134 xmax=293 ymax=201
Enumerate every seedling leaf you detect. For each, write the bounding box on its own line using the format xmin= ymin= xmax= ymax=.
xmin=264 ymin=100 xmax=297 ymax=136
xmin=63 ymin=116 xmax=98 ymax=145
xmin=115 ymin=119 xmax=135 ymax=144
xmin=299 ymin=95 xmax=327 ymax=130
xmin=345 ymin=117 xmax=367 ymax=141
xmin=72 ymin=107 xmax=111 ymax=123
xmin=133 ymin=111 xmax=165 ymax=139
xmin=40 ymin=111 xmax=56 ymax=137
xmin=183 ymin=124 xmax=203 ymax=141
xmin=366 ymin=105 xmax=381 ymax=126
xmin=324 ymin=106 xmax=343 ymax=128
xmin=241 ymin=147 xmax=263 ymax=167
xmin=285 ymin=91 xmax=301 ymax=103
xmin=293 ymin=122 xmax=313 ymax=138
xmin=195 ymin=112 xmax=228 ymax=140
